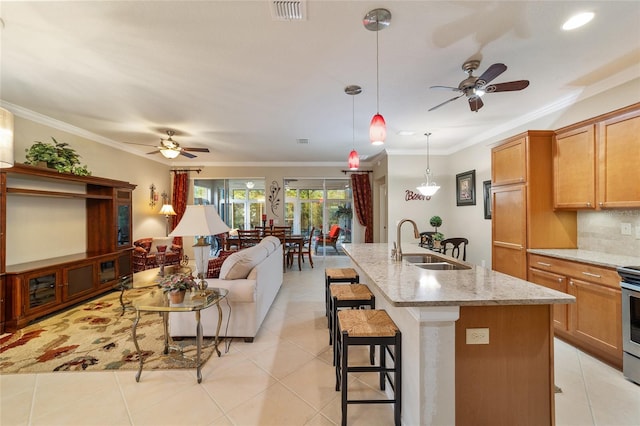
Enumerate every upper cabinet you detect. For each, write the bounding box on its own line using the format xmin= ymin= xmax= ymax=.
xmin=554 ymin=104 xmax=640 ymax=210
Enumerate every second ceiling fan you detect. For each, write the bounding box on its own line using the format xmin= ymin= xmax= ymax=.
xmin=429 ymin=60 xmax=530 ymax=112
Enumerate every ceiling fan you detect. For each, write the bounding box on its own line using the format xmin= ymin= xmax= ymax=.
xmin=126 ymin=130 xmax=210 ymax=159
xmin=428 ymin=60 xmax=530 ymax=112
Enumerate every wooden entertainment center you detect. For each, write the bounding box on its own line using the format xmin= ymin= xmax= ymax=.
xmin=0 ymin=164 xmax=136 ymax=333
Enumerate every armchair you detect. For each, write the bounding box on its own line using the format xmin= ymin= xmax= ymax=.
xmin=132 ymin=237 xmax=184 ymax=272
xmin=315 ymin=224 xmax=341 ymax=254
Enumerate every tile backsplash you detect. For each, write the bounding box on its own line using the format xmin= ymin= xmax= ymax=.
xmin=578 ymin=210 xmax=640 ymax=256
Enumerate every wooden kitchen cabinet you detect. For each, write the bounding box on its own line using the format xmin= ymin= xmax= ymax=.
xmin=528 ymin=253 xmax=622 ymax=368
xmin=491 ymin=131 xmax=577 ymax=279
xmin=554 ymin=103 xmax=640 ymax=210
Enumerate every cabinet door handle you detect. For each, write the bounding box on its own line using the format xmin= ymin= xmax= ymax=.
xmin=569 ymin=280 xmax=574 ymax=286
xmin=586 ymin=202 xmax=592 ymax=207
xmin=537 ymin=261 xmax=552 ymax=267
xmin=558 ymin=278 xmax=563 ymax=282
xmin=581 ymin=272 xmax=601 ymax=279
xmin=599 ymin=202 xmax=603 ymax=207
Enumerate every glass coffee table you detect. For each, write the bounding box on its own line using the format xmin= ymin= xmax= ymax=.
xmin=131 ymin=287 xmax=228 ymax=383
xmin=116 ymin=265 xmax=192 ymax=313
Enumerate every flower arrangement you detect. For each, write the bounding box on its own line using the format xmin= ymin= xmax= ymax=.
xmin=158 ymin=273 xmax=197 ymax=293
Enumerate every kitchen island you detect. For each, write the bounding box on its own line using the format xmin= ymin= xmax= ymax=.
xmin=342 ymin=243 xmax=575 ymax=426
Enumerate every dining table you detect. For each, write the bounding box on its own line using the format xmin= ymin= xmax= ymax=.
xmin=222 ymin=232 xmax=306 ymax=271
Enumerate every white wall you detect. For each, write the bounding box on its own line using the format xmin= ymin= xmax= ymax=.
xmin=8 ymin=116 xmax=171 ymax=264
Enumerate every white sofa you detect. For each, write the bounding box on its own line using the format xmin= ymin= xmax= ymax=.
xmin=168 ymin=236 xmax=283 ymax=342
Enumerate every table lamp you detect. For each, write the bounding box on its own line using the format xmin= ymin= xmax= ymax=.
xmin=168 ymin=205 xmax=230 ymax=289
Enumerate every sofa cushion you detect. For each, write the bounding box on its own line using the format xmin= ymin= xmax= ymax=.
xmin=150 ymin=237 xmax=172 ymax=253
xmin=260 ymin=236 xmax=280 ymax=254
xmin=219 ymin=245 xmax=269 ymax=280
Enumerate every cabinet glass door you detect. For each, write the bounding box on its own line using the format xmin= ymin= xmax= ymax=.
xmin=28 ymin=272 xmax=58 ymax=309
xmin=117 ymin=203 xmax=131 ymax=247
xmin=100 ymin=259 xmax=116 ymax=284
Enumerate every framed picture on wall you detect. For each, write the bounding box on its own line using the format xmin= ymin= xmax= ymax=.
xmin=456 ymin=170 xmax=476 ymax=206
xmin=483 ymin=180 xmax=492 ymax=219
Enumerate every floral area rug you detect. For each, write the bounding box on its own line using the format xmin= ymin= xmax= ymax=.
xmin=0 ymin=288 xmax=218 ymax=374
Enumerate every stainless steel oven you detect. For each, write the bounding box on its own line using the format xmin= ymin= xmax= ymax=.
xmin=618 ymin=266 xmax=640 ymax=385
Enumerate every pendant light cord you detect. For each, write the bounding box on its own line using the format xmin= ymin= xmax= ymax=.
xmin=352 ymin=95 xmax=356 ymax=149
xmin=376 ymin=23 xmax=380 ymax=113
xmin=426 ymin=132 xmax=432 ymax=174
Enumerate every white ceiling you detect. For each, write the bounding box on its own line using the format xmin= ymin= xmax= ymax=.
xmin=1 ymin=1 xmax=639 ymax=166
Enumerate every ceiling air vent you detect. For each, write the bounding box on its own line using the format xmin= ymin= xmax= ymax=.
xmin=296 ymin=138 xmax=309 ymax=145
xmin=270 ymin=1 xmax=306 ymax=21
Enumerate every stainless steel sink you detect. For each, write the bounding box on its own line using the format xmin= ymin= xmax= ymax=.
xmin=402 ymin=254 xmax=441 ymax=264
xmin=413 ymin=262 xmax=470 ymax=270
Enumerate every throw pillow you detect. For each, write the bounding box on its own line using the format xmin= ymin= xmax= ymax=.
xmin=219 ymin=245 xmax=269 ymax=280
xmin=156 ymin=245 xmax=167 ymax=252
xmin=206 ymin=251 xmax=234 ymax=278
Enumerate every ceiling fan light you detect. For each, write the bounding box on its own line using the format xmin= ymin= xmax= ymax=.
xmin=160 ymin=148 xmax=180 ymax=159
xmin=563 ymin=12 xmax=594 ymax=30
xmin=369 ymin=113 xmax=386 ymax=145
xmin=348 ymin=149 xmax=360 ymax=170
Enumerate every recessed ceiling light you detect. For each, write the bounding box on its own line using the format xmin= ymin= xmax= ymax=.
xmin=398 ymin=131 xmax=415 ymax=136
xmin=562 ymin=12 xmax=594 ymax=30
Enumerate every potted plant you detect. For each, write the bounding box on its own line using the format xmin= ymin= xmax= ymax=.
xmin=159 ymin=273 xmax=197 ymax=304
xmin=429 ymin=215 xmax=442 ymax=233
xmin=25 ymin=137 xmax=91 ymax=176
xmin=432 ymin=232 xmax=445 ymax=249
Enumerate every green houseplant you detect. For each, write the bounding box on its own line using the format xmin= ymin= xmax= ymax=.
xmin=429 ymin=215 xmax=442 ymax=233
xmin=432 ymin=232 xmax=445 ymax=248
xmin=25 ymin=137 xmax=91 ymax=176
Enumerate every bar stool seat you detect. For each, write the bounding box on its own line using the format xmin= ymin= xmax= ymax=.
xmin=335 ymin=309 xmax=402 ymax=426
xmin=325 ymin=268 xmax=359 ymax=319
xmin=329 ymin=284 xmax=375 ymax=346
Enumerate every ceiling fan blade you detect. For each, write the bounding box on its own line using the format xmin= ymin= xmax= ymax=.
xmin=180 ymin=151 xmax=197 ymax=159
xmin=146 ymin=150 xmax=160 ymax=155
xmin=428 ymin=93 xmax=464 ymax=111
xmin=429 ymin=85 xmax=461 ymax=92
xmin=475 ymin=63 xmax=507 ymax=87
xmin=468 ymin=97 xmax=484 ymax=112
xmin=182 ymin=147 xmax=210 ymax=153
xmin=124 ymin=142 xmax=158 ymax=147
xmin=485 ymin=80 xmax=530 ymax=93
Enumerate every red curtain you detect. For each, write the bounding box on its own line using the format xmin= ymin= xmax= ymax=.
xmin=351 ymin=173 xmax=373 ymax=243
xmin=171 ymin=171 xmax=189 ymax=246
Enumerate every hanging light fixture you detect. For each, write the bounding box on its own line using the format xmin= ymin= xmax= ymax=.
xmin=0 ymin=107 xmax=15 ymax=168
xmin=416 ymin=132 xmax=440 ymax=198
xmin=363 ymin=8 xmax=391 ymax=146
xmin=345 ymin=85 xmax=362 ymax=170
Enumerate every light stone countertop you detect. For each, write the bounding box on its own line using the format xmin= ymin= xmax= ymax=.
xmin=342 ymin=243 xmax=575 ymax=308
xmin=527 ymin=248 xmax=640 ymax=269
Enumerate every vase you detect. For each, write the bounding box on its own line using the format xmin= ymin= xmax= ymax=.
xmin=169 ymin=290 xmax=186 ymax=304
xmin=433 ymin=240 xmax=441 ymax=249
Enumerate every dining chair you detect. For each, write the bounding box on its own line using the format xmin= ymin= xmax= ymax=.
xmin=263 ymin=228 xmax=288 ymax=269
xmin=440 ymin=237 xmax=469 ymax=261
xmin=419 ymin=231 xmax=435 ymax=248
xmin=287 ymin=226 xmax=315 ymax=269
xmin=237 ymin=229 xmax=261 ymax=248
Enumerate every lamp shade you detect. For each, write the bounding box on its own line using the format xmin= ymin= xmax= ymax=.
xmin=158 ymin=204 xmax=177 ymax=216
xmin=0 ymin=107 xmax=14 ymax=168
xmin=168 ymin=205 xmax=230 ymax=238
xmin=160 ymin=148 xmax=180 ymax=159
xmin=417 ymin=182 xmax=440 ymax=197
xmin=348 ymin=150 xmax=360 ymax=170
xmin=369 ymin=113 xmax=386 ymax=145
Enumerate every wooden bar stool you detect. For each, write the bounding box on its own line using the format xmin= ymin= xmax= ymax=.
xmin=328 ymin=283 xmax=375 ymax=347
xmin=335 ymin=309 xmax=402 ymax=426
xmin=325 ymin=268 xmax=359 ymax=320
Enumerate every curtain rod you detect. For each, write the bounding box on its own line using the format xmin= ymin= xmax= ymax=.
xmin=341 ymin=169 xmax=373 ymax=174
xmin=170 ymin=168 xmax=202 ymax=174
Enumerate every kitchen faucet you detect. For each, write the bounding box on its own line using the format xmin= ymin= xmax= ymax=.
xmin=393 ymin=218 xmax=420 ymax=261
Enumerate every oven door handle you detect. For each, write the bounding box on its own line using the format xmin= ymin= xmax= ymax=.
xmin=621 ymin=281 xmax=640 ymax=294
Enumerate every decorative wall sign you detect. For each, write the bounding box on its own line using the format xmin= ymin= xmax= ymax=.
xmin=268 ymin=180 xmax=281 ymax=216
xmin=405 ymin=189 xmax=433 ymax=201
xmin=483 ymin=180 xmax=492 ymax=219
xmin=456 ymin=170 xmax=476 ymax=206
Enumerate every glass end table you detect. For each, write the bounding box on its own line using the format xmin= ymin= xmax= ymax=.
xmin=131 ymin=287 xmax=228 ymax=383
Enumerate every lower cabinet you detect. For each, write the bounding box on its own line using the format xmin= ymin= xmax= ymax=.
xmin=528 ymin=253 xmax=622 ymax=368
xmin=4 ymin=251 xmax=132 ymax=331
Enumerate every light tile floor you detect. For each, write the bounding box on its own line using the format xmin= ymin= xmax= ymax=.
xmin=2 ymin=256 xmax=639 ymax=425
